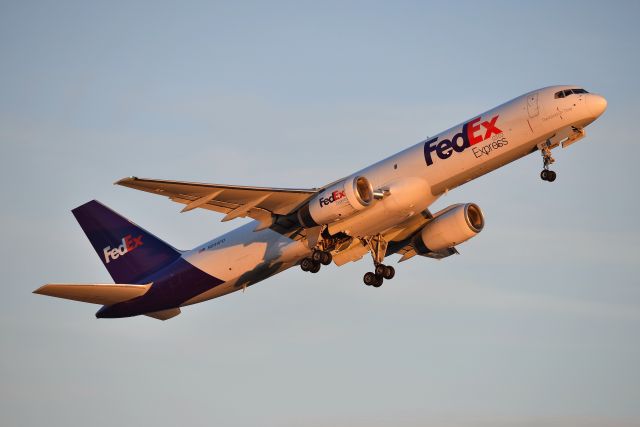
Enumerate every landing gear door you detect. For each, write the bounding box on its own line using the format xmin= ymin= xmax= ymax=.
xmin=527 ymin=92 xmax=539 ymax=118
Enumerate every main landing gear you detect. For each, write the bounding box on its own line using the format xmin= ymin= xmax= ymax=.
xmin=540 ymin=141 xmax=557 ymax=182
xmin=299 ymin=234 xmax=398 ymax=288
xmin=300 ymin=249 xmax=332 ymax=274
xmin=363 ymin=264 xmax=395 ymax=287
xmin=362 ymin=234 xmax=396 ymax=288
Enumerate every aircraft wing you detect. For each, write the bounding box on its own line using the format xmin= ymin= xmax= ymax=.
xmin=116 ymin=177 xmax=318 ymax=227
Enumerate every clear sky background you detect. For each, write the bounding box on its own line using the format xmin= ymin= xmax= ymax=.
xmin=2 ymin=1 xmax=639 ymax=426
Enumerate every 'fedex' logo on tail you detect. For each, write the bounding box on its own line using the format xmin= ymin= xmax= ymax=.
xmin=103 ymin=235 xmax=143 ymax=264
xmin=424 ymin=115 xmax=502 ymax=166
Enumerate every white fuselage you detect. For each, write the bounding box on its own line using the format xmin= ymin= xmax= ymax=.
xmin=179 ymin=85 xmax=606 ymax=305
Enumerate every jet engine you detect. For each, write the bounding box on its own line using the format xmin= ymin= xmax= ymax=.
xmin=417 ymin=203 xmax=484 ymax=252
xmin=297 ymin=176 xmax=374 ymax=227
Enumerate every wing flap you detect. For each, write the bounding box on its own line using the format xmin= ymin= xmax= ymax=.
xmin=180 ymin=190 xmax=223 ymax=212
xmin=33 ymin=283 xmax=151 ymax=305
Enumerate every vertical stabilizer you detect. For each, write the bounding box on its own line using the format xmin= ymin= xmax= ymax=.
xmin=72 ymin=200 xmax=181 ymax=283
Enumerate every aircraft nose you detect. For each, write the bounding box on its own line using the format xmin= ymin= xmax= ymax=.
xmin=587 ymin=94 xmax=608 ymax=118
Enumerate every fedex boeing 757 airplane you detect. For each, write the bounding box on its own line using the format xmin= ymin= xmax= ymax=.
xmin=35 ymin=86 xmax=607 ymax=320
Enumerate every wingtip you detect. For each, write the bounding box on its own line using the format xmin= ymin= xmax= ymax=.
xmin=33 ymin=285 xmax=48 ymax=295
xmin=114 ymin=176 xmax=138 ymax=186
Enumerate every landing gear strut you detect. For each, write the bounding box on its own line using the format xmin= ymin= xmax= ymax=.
xmin=540 ymin=141 xmax=557 ymax=182
xmin=362 ymin=234 xmax=396 ymax=287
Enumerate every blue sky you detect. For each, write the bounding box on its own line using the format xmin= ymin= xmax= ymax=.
xmin=2 ymin=1 xmax=639 ymax=426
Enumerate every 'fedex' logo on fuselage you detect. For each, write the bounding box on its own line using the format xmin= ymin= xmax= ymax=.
xmin=424 ymin=115 xmax=502 ymax=166
xmin=103 ymin=234 xmax=143 ymax=264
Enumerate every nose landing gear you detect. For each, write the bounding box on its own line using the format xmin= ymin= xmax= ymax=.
xmin=540 ymin=141 xmax=557 ymax=182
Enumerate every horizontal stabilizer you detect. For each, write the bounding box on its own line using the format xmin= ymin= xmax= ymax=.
xmin=33 ymin=283 xmax=151 ymax=305
xmin=145 ymin=308 xmax=181 ymax=321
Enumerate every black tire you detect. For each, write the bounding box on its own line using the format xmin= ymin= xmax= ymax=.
xmin=312 ymin=251 xmax=323 ymax=262
xmin=363 ymin=272 xmax=377 ymax=286
xmin=372 ymin=275 xmax=383 ymax=287
xmin=310 ymin=262 xmax=321 ymax=273
xmin=320 ymin=251 xmax=332 ymax=265
xmin=375 ymin=264 xmax=387 ymax=276
xmin=547 ymin=170 xmax=557 ymax=182
xmin=383 ymin=265 xmax=395 ymax=280
xmin=300 ymin=257 xmax=314 ymax=272
xmin=540 ymin=170 xmax=549 ymax=181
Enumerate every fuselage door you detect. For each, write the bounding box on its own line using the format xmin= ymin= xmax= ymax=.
xmin=527 ymin=92 xmax=540 ymax=118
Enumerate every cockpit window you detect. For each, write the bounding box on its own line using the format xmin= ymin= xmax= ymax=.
xmin=555 ymin=88 xmax=589 ymax=98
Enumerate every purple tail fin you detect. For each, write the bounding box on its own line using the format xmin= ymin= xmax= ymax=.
xmin=72 ymin=200 xmax=181 ymax=284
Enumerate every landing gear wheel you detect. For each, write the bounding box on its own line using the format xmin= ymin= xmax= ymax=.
xmin=300 ymin=257 xmax=314 ymax=272
xmin=383 ymin=265 xmax=395 ymax=280
xmin=540 ymin=169 xmax=549 ymax=181
xmin=312 ymin=250 xmax=333 ymax=265
xmin=540 ymin=169 xmax=557 ymax=182
xmin=372 ymin=275 xmax=383 ymax=287
xmin=312 ymin=250 xmax=323 ymax=263
xmin=373 ymin=264 xmax=395 ymax=280
xmin=363 ymin=272 xmax=377 ymax=286
xmin=309 ymin=262 xmax=321 ymax=273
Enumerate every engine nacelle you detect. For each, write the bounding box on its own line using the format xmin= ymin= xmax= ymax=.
xmin=417 ymin=203 xmax=484 ymax=252
xmin=298 ymin=176 xmax=374 ymax=227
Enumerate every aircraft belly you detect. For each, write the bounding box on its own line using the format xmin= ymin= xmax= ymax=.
xmin=182 ymin=261 xmax=296 ymax=306
xmin=180 ymin=223 xmax=309 ymax=304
